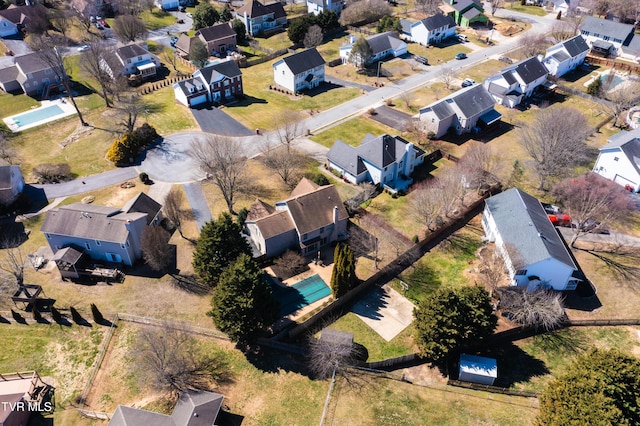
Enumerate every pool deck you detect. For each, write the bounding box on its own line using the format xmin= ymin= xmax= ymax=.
xmin=3 ymin=98 xmax=77 ymax=132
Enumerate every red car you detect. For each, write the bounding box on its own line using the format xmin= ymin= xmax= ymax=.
xmin=99 ymin=19 xmax=109 ymax=28
xmin=548 ymin=213 xmax=571 ymax=227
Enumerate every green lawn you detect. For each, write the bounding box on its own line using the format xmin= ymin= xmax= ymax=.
xmin=502 ymin=3 xmax=550 ymax=16
xmin=310 ymin=116 xmax=399 ymax=148
xmin=140 ymin=9 xmax=178 ymax=30
xmin=407 ymin=42 xmax=472 ymax=65
xmin=145 ymin=86 xmax=199 ymax=133
xmin=0 ymin=93 xmax=40 ymax=118
xmin=254 ymin=31 xmax=293 ymax=52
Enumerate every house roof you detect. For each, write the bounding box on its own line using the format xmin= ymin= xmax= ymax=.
xmin=509 ymin=56 xmax=548 ymax=84
xmin=462 ymin=7 xmax=481 ymax=20
xmin=196 ymin=22 xmax=236 ymax=42
xmin=366 ymin=31 xmax=405 ymax=55
xmin=484 ymin=188 xmax=577 ymax=270
xmin=284 ymin=182 xmax=348 ymax=235
xmin=290 ymin=177 xmax=319 ymax=197
xmin=358 ymin=134 xmax=423 ymax=169
xmin=109 ymin=405 xmax=174 ymax=426
xmin=121 ymin=192 xmax=162 ymax=226
xmin=600 ymin=127 xmax=640 ymax=178
xmin=502 ymin=71 xmax=517 ymax=85
xmin=197 ymin=59 xmax=242 ymax=83
xmin=246 ymin=199 xmax=276 ymax=221
xmin=449 ymin=0 xmax=482 ymax=12
xmin=0 ymin=5 xmax=30 ymax=25
xmin=277 ymin=48 xmax=325 ymax=75
xmin=0 ymin=65 xmax=19 ymax=84
xmin=581 ymin=16 xmax=633 ymax=42
xmin=236 ymin=0 xmax=285 ymax=18
xmin=420 ymin=13 xmax=455 ymax=31
xmin=549 ymin=50 xmax=570 ymax=63
xmin=449 ymin=84 xmax=495 ymax=118
xmin=562 ymin=35 xmax=589 ymax=57
xmin=50 ymin=245 xmax=85 ymax=265
xmin=116 ymin=44 xmax=149 ymax=61
xmin=326 ymin=139 xmax=367 ymax=176
xmin=399 ymin=18 xmax=412 ymax=34
xmin=622 ymin=35 xmax=640 ymax=55
xmin=14 ymin=52 xmax=51 ymax=74
xmin=174 ymin=77 xmax=207 ymax=95
xmin=175 ymin=34 xmax=195 ymax=55
xmin=254 ymin=210 xmax=296 ymax=238
xmin=266 ymin=1 xmax=287 ymax=19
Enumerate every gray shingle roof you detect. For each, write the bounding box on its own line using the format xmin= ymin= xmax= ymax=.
xmin=511 ymin=56 xmax=548 ymax=84
xmin=581 ymin=16 xmax=633 ymax=42
xmin=278 ymin=48 xmax=325 ymax=75
xmin=121 ymin=192 xmax=162 ymax=226
xmin=0 ymin=65 xmax=19 ymax=84
xmin=108 ymin=406 xmax=173 ymax=426
xmin=484 ymin=188 xmax=577 ymax=269
xmin=420 ymin=13 xmax=455 ymax=31
xmin=400 ymin=18 xmax=412 ymax=34
xmin=116 ymin=44 xmax=149 ymax=60
xmin=0 ymin=165 xmax=20 ymax=190
xmin=600 ymin=127 xmax=640 ymax=178
xmin=196 ymin=22 xmax=236 ymax=42
xmin=197 ymin=59 xmax=242 ymax=83
xmin=562 ymin=35 xmax=589 ymax=57
xmin=622 ymin=35 xmax=640 ymax=55
xmin=550 ymin=51 xmax=570 ymax=62
xmin=326 ymin=139 xmax=367 ymax=176
xmin=284 ymin=184 xmax=348 ymax=235
xmin=366 ymin=31 xmax=403 ymax=56
xmin=450 ymin=84 xmax=495 ymax=118
xmin=449 ymin=0 xmax=482 ymax=12
xmin=502 ymin=71 xmax=517 ymax=85
xmin=14 ymin=52 xmax=51 ymax=74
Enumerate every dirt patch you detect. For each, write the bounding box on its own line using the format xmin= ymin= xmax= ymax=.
xmin=59 ymin=124 xmax=96 ymax=148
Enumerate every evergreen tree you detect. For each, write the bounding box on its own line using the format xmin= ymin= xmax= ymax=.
xmin=288 ymin=17 xmax=312 ymax=45
xmin=70 ymin=306 xmax=83 ymax=324
xmin=586 ymin=77 xmax=602 ymax=96
xmin=330 ymin=243 xmax=357 ymax=298
xmin=50 ymin=306 xmax=62 ymax=323
xmin=232 ymin=19 xmax=247 ymax=45
xmin=220 ymin=5 xmax=233 ymax=23
xmin=190 ymin=38 xmax=209 ymax=69
xmin=316 ymin=10 xmax=339 ymax=32
xmin=192 ymin=213 xmax=251 ymax=287
xmin=349 ymin=38 xmax=373 ymax=69
xmin=413 ymin=286 xmax=497 ymax=362
xmin=207 ymin=254 xmax=279 ymax=345
xmin=91 ymin=303 xmax=105 ymax=324
xmin=193 ymin=2 xmax=220 ymax=30
xmin=377 ymin=15 xmax=400 ymax=33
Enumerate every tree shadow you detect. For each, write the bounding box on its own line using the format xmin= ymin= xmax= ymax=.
xmin=217 ymin=410 xmax=245 ymax=426
xmin=242 ymin=343 xmax=310 ymax=375
xmin=0 ymin=222 xmax=28 ymax=248
xmin=241 ymin=181 xmax=277 ymax=200
xmin=170 ymin=273 xmax=211 ymax=296
xmin=0 ymin=316 xmax=10 ymax=324
xmin=228 ymin=95 xmax=267 ymax=108
xmin=475 ymin=343 xmax=551 ymax=388
xmin=399 ymin=262 xmax=441 ymax=301
xmin=351 ymin=286 xmax=389 ymax=322
xmin=529 ymin=328 xmax=587 ymax=355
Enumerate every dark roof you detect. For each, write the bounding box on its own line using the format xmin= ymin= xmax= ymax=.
xmin=121 ymin=192 xmax=162 ymax=226
xmin=462 ymin=7 xmax=481 ymax=19
xmin=0 ymin=165 xmax=20 ymax=190
xmin=581 ymin=16 xmax=633 ymax=41
xmin=511 ymin=56 xmax=548 ymax=84
xmin=174 ymin=77 xmax=207 ymax=95
xmin=116 ymin=44 xmax=150 ymax=60
xmin=562 ymin=35 xmax=589 ymax=57
xmin=420 ymin=13 xmax=455 ymax=31
xmin=550 ymin=51 xmax=570 ymax=62
xmin=14 ymin=52 xmax=51 ymax=74
xmin=236 ymin=0 xmax=284 ymax=18
xmin=197 ymin=59 xmax=242 ymax=83
xmin=278 ymin=48 xmax=325 ymax=75
xmin=366 ymin=31 xmax=404 ymax=55
xmin=449 ymin=0 xmax=482 ymax=12
xmin=284 ymin=184 xmax=348 ymax=235
xmin=0 ymin=5 xmax=30 ymax=24
xmin=266 ymin=1 xmax=286 ymax=19
xmin=326 ymin=139 xmax=367 ymax=176
xmin=0 ymin=65 xmax=19 ymax=84
xmin=196 ymin=22 xmax=236 ymax=42
xmin=600 ymin=127 xmax=640 ymax=178
xmin=484 ymin=188 xmax=577 ymax=269
xmin=622 ymin=35 xmax=640 ymax=55
xmin=450 ymin=84 xmax=495 ymax=118
xmin=592 ymin=39 xmax=613 ymax=50
xmin=502 ymin=71 xmax=517 ymax=85
xmin=50 ymin=246 xmax=85 ymax=265
xmin=427 ymin=101 xmax=456 ymax=119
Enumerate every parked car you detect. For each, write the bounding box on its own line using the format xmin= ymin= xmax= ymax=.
xmin=548 ymin=213 xmax=571 ymax=227
xmin=99 ymin=19 xmax=109 ymax=28
xmin=461 ymin=78 xmax=475 ymax=87
xmin=455 ymin=52 xmax=467 ymax=60
xmin=77 ymin=44 xmax=90 ymax=52
xmin=95 ymin=22 xmax=104 ymax=30
xmin=414 ymin=55 xmax=428 ymax=65
xmin=577 ymin=219 xmax=610 ymax=234
xmin=542 ymin=203 xmax=561 ymax=215
xmin=186 ymin=12 xmax=192 ymax=18
xmin=498 ymin=56 xmax=513 ymax=64
xmin=458 ymin=34 xmax=468 ymax=42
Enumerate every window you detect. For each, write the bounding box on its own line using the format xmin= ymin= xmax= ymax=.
xmin=45 ymin=233 xmax=51 ymax=239
xmin=515 ymin=269 xmax=527 ymax=276
xmin=126 ymin=240 xmax=130 ymax=247
xmin=581 ymin=30 xmax=589 ymax=35
xmin=614 ymin=156 xmax=619 ymax=162
xmin=45 ymin=69 xmax=52 ymax=75
xmin=95 ymin=240 xmax=101 ymax=246
xmin=138 ymin=56 xmax=142 ymax=61
xmin=85 ymin=242 xmax=91 ymax=251
xmin=603 ymin=36 xmax=610 ymax=41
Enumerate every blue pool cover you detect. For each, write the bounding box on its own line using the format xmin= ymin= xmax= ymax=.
xmin=270 ymin=274 xmax=332 ymax=317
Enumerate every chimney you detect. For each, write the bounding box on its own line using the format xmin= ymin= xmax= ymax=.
xmin=333 ymin=206 xmax=339 ymax=224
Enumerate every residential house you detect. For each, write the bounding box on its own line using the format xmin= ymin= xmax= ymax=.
xmin=592 ymin=126 xmax=640 ymax=192
xmin=0 ymin=371 xmax=53 ymax=426
xmin=400 ymin=13 xmax=457 ymax=46
xmin=0 ymin=5 xmax=31 ymax=37
xmin=174 ymin=59 xmax=243 ymax=107
xmin=40 ymin=192 xmax=162 ymax=266
xmin=340 ymin=32 xmax=407 ymax=66
xmin=542 ymin=35 xmax=589 ymax=78
xmin=442 ymin=0 xmax=487 ymax=27
xmin=245 ymin=178 xmax=349 ymax=258
xmin=106 ymin=44 xmax=160 ymax=80
xmin=418 ymin=84 xmax=501 ymax=138
xmin=273 ymin=48 xmax=325 ymax=93
xmin=483 ymin=56 xmax=548 ymax=108
xmin=0 ymin=165 xmax=24 ymax=207
xmin=234 ymin=0 xmax=287 ymax=37
xmin=326 ymin=133 xmax=425 ymax=193
xmin=109 ymin=390 xmax=224 ymax=426
xmin=307 ymin=0 xmax=343 ymax=15
xmin=544 ymin=0 xmax=571 ymax=13
xmin=173 ymin=76 xmax=209 ymax=107
xmin=173 ymin=34 xmax=195 ymax=59
xmin=579 ymin=16 xmax=638 ymax=58
xmin=482 ymin=187 xmax=584 ymax=291
xmin=195 ymin=22 xmax=237 ymax=56
xmin=0 ymin=52 xmax=58 ymax=97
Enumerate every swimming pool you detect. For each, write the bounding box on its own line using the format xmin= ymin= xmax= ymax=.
xmin=11 ymin=104 xmax=64 ymax=127
xmin=270 ymin=274 xmax=332 ymax=317
xmin=600 ymin=72 xmax=624 ymax=89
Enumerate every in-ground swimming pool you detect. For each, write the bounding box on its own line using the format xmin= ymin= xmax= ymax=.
xmin=600 ymin=72 xmax=624 ymax=89
xmin=11 ymin=104 xmax=65 ymax=127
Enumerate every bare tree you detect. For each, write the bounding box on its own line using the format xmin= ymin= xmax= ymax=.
xmin=339 ymin=0 xmax=391 ymax=26
xmin=414 ymin=0 xmax=441 ymax=14
xmin=549 ymin=21 xmax=575 ymax=43
xmin=551 ymin=173 xmax=634 ymax=247
xmin=161 ymin=48 xmax=179 ymax=73
xmin=116 ymin=93 xmax=147 ymax=133
xmin=517 ymin=33 xmax=550 ymax=58
xmin=0 ymin=243 xmax=24 ymax=287
xmin=600 ymin=79 xmax=640 ymax=128
xmin=476 ymin=246 xmax=507 ymax=297
xmin=353 ymin=212 xmax=383 ymax=270
xmin=437 ymin=166 xmax=466 ymax=214
xmin=458 ymin=142 xmax=503 ymax=193
xmin=410 ymin=179 xmax=444 ymax=232
xmin=141 ymin=226 xmax=173 ymax=272
xmin=518 ymin=107 xmax=591 ymax=190
xmin=164 ymin=188 xmax=186 ymax=238
xmin=308 ymin=329 xmax=364 ymax=380
xmin=273 ymin=110 xmax=303 ymax=152
xmin=29 ymin=37 xmax=87 ymax=126
xmin=399 ymin=90 xmax=413 ymax=112
xmin=261 ymin=142 xmax=305 ymax=189
xmin=276 ymin=250 xmax=308 ymax=277
xmin=134 ymin=325 xmax=227 ymax=395
xmin=50 ymin=8 xmax=74 ymax=37
xmin=497 ymin=287 xmax=566 ymax=331
xmin=487 ymin=0 xmax=504 ymax=16
xmin=191 ymin=135 xmax=248 ymax=214
xmin=112 ymin=15 xmax=148 ymax=43
xmin=79 ymin=43 xmax=119 ymax=108
xmin=303 ymin=24 xmax=323 ymax=48
xmin=438 ymin=67 xmax=456 ymax=90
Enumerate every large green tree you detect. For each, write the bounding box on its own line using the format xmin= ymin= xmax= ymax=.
xmin=537 ymin=348 xmax=640 ymax=425
xmin=232 ymin=19 xmax=247 ymax=45
xmin=413 ymin=286 xmax=497 ymax=362
xmin=193 ymin=2 xmax=220 ymax=30
xmin=330 ymin=243 xmax=357 ymax=298
xmin=190 ymin=38 xmax=209 ymax=68
xmin=192 ymin=213 xmax=251 ymax=287
xmin=208 ymin=254 xmax=279 ymax=344
xmin=349 ymin=37 xmax=373 ymax=69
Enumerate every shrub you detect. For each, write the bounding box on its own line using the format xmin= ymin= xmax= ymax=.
xmin=236 ymin=207 xmax=249 ymax=227
xmin=412 ymin=235 xmax=419 ymax=243
xmin=70 ymin=306 xmax=83 ymax=324
xmin=50 ymin=306 xmax=62 ymax=323
xmin=306 ymin=171 xmax=330 ymax=186
xmin=90 ymin=303 xmax=104 ymax=324
xmin=32 ymin=163 xmax=72 ymax=183
xmin=586 ymin=77 xmax=602 ymax=96
xmin=368 ymin=108 xmax=376 ymax=115
xmin=107 ymin=134 xmax=135 ymax=165
xmin=139 ymin=172 xmax=150 ymax=184
xmin=132 ymin=123 xmax=159 ymax=147
xmin=427 ymin=131 xmax=436 ymax=140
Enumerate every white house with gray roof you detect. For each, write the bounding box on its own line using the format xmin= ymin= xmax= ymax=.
xmin=482 ymin=188 xmax=584 ymax=291
xmin=0 ymin=52 xmax=57 ymax=97
xmin=400 ymin=13 xmax=457 ymax=46
xmin=307 ymin=0 xmax=343 ymax=15
xmin=483 ymin=56 xmax=548 ymax=108
xmin=593 ymin=127 xmax=640 ymax=193
xmin=41 ymin=193 xmax=162 ymax=266
xmin=418 ymin=84 xmax=501 ymax=138
xmin=105 ymin=44 xmax=160 ymax=80
xmin=579 ymin=16 xmax=638 ymax=58
xmin=326 ymin=133 xmax=425 ymax=193
xmin=340 ymin=32 xmax=407 ymax=66
xmin=174 ymin=59 xmax=243 ymax=107
xmin=542 ymin=35 xmax=589 ymax=79
xmin=273 ymin=48 xmax=325 ymax=93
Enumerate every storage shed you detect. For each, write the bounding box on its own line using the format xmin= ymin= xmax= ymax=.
xmin=458 ymin=354 xmax=497 ymax=385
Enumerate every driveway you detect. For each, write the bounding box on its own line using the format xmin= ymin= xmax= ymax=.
xmin=326 ymin=76 xmax=376 ymax=92
xmin=191 ymin=104 xmax=255 ymax=136
xmin=370 ymin=105 xmax=412 ymax=131
xmin=351 ymin=284 xmax=415 ymax=342
xmin=183 ymin=182 xmax=212 ymax=230
xmin=31 ymin=167 xmax=139 ymax=200
xmin=138 ymin=132 xmax=207 ymax=183
xmin=2 ymin=37 xmax=32 ymax=56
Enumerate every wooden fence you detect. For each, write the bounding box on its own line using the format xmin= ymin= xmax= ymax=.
xmin=78 ymin=313 xmax=119 ymax=405
xmin=77 ymin=408 xmax=111 ymax=420
xmin=585 ymin=55 xmax=640 ymax=73
xmin=447 ymin=380 xmax=539 ymax=398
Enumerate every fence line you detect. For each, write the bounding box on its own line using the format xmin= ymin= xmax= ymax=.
xmin=79 ymin=313 xmax=119 ymax=405
xmin=447 ymin=380 xmax=539 ymax=398
xmin=77 ymin=408 xmax=111 ymax=420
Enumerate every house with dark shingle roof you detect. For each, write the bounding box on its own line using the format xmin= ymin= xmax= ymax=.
xmin=174 ymin=59 xmax=243 ymax=107
xmin=593 ymin=127 xmax=640 ymax=193
xmin=0 ymin=165 xmax=24 ymax=207
xmin=542 ymin=35 xmax=589 ymax=78
xmin=400 ymin=13 xmax=457 ymax=46
xmin=273 ymin=48 xmax=325 ymax=93
xmin=41 ymin=192 xmax=162 ymax=266
xmin=195 ymin=22 xmax=237 ymax=56
xmin=245 ymin=178 xmax=349 ymax=258
xmin=326 ymin=133 xmax=425 ymax=193
xmin=482 ymin=188 xmax=584 ymax=291
xmin=234 ymin=0 xmax=287 ymax=36
xmin=307 ymin=0 xmax=343 ymax=15
xmin=0 ymin=52 xmax=57 ymax=97
xmin=0 ymin=5 xmax=31 ymax=37
xmin=418 ymin=84 xmax=500 ymax=138
xmin=483 ymin=56 xmax=548 ymax=108
xmin=443 ymin=0 xmax=487 ymax=27
xmin=106 ymin=44 xmax=160 ymax=80
xmin=339 ymin=32 xmax=407 ymax=66
xmin=580 ymin=16 xmax=637 ymax=58
xmin=108 ymin=390 xmax=224 ymax=426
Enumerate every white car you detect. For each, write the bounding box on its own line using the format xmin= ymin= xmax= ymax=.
xmin=77 ymin=44 xmax=90 ymax=52
xmin=461 ymin=78 xmax=476 ymax=87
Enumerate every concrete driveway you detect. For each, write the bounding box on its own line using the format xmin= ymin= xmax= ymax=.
xmin=352 ymin=284 xmax=415 ymax=342
xmin=191 ymin=104 xmax=254 ymax=136
xmin=138 ymin=132 xmax=207 ymax=183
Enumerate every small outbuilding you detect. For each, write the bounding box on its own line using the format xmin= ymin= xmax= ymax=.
xmin=458 ymin=354 xmax=497 ymax=385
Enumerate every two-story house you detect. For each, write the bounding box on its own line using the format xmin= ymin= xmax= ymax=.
xmin=106 ymin=44 xmax=161 ymax=80
xmin=0 ymin=5 xmax=31 ymax=37
xmin=195 ymin=22 xmax=237 ymax=56
xmin=0 ymin=165 xmax=24 ymax=207
xmin=307 ymin=0 xmax=343 ymax=15
xmin=580 ymin=16 xmax=638 ymax=58
xmin=326 ymin=133 xmax=425 ymax=193
xmin=542 ymin=35 xmax=589 ymax=79
xmin=0 ymin=52 xmax=58 ymax=97
xmin=482 ymin=188 xmax=584 ymax=291
xmin=179 ymin=59 xmax=243 ymax=105
xmin=245 ymin=178 xmax=349 ymax=258
xmin=483 ymin=56 xmax=548 ymax=108
xmin=41 ymin=193 xmax=162 ymax=266
xmin=442 ymin=0 xmax=487 ymax=27
xmin=339 ymin=32 xmax=407 ymax=66
xmin=592 ymin=127 xmax=640 ymax=193
xmin=273 ymin=48 xmax=325 ymax=94
xmin=418 ymin=84 xmax=501 ymax=138
xmin=400 ymin=13 xmax=457 ymax=46
xmin=234 ymin=0 xmax=287 ymax=37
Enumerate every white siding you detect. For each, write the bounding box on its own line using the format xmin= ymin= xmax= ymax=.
xmin=273 ymin=60 xmax=296 ymax=92
xmin=593 ymin=149 xmax=640 ymax=192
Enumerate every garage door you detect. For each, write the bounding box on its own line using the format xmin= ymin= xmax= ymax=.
xmin=614 ymin=174 xmax=637 ymax=188
xmin=189 ymin=94 xmax=208 ymax=106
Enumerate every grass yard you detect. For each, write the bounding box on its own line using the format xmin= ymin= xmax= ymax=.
xmin=407 ymin=41 xmax=472 ymax=65
xmin=144 ymin=86 xmax=200 ymax=133
xmin=140 ymin=9 xmax=178 ymax=30
xmin=0 ymin=93 xmax=40 ymax=118
xmin=502 ymin=3 xmax=550 ymax=16
xmin=310 ymin=116 xmax=399 ymax=148
xmin=254 ymin=31 xmax=293 ymax=52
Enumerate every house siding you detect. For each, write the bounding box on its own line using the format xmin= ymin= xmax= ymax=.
xmin=593 ymin=148 xmax=640 ymax=192
xmin=46 ymin=235 xmax=137 ymax=266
